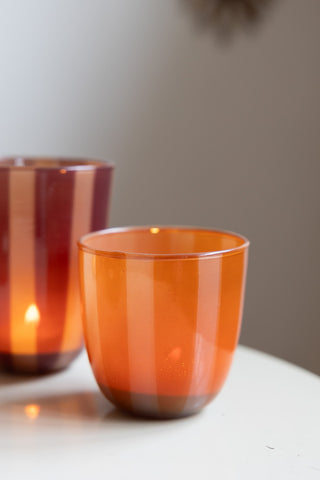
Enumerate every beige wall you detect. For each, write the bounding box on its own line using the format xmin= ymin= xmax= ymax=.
xmin=0 ymin=0 xmax=319 ymax=373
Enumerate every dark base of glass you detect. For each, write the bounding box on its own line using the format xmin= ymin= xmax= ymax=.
xmin=98 ymin=383 xmax=217 ymax=419
xmin=0 ymin=348 xmax=83 ymax=374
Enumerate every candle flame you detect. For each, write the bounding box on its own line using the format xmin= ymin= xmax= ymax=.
xmin=24 ymin=304 xmax=40 ymax=324
xmin=150 ymin=227 xmax=160 ymax=234
xmin=24 ymin=404 xmax=40 ymax=419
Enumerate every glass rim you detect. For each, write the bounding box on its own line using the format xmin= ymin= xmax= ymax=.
xmin=78 ymin=226 xmax=250 ymax=260
xmin=0 ymin=156 xmax=115 ymax=171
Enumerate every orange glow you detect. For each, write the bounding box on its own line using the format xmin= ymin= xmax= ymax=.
xmin=24 ymin=404 xmax=40 ymax=419
xmin=60 ymin=169 xmax=67 ymax=174
xmin=150 ymin=227 xmax=160 ymax=234
xmin=24 ymin=304 xmax=40 ymax=325
xmin=168 ymin=347 xmax=182 ymax=361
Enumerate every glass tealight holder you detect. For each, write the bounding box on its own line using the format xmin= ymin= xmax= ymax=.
xmin=0 ymin=156 xmax=114 ymax=373
xmin=78 ymin=226 xmax=249 ymax=418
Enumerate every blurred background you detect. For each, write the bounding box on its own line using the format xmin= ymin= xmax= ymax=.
xmin=0 ymin=0 xmax=319 ymax=374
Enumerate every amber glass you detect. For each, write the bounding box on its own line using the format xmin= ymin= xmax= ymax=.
xmin=0 ymin=157 xmax=114 ymax=373
xmin=79 ymin=226 xmax=249 ymax=418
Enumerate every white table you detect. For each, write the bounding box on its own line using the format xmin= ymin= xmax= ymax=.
xmin=0 ymin=346 xmax=319 ymax=479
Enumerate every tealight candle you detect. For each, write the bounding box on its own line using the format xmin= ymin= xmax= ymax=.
xmin=0 ymin=157 xmax=114 ymax=373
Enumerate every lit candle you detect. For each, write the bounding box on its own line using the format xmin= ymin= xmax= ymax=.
xmin=0 ymin=156 xmax=114 ymax=373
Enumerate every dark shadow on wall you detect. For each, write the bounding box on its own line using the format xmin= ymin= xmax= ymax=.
xmin=183 ymin=0 xmax=277 ymax=40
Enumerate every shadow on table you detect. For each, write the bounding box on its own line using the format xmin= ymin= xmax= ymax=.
xmin=0 ymin=370 xmax=62 ymax=387
xmin=0 ymin=390 xmax=196 ymax=424
xmin=0 ymin=358 xmax=72 ymax=386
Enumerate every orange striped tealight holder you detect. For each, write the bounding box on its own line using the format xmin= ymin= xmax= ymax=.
xmin=0 ymin=157 xmax=114 ymax=373
xmin=79 ymin=226 xmax=249 ymax=418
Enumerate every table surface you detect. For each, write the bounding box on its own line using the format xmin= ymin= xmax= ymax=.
xmin=0 ymin=346 xmax=319 ymax=480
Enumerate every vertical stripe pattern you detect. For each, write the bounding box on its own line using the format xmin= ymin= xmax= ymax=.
xmin=153 ymin=257 xmax=200 ymax=416
xmin=96 ymin=256 xmax=131 ymax=409
xmin=10 ymin=170 xmax=37 ymax=358
xmin=126 ymin=259 xmax=158 ymax=415
xmin=183 ymin=256 xmax=222 ymax=412
xmin=81 ymin=253 xmax=105 ymax=380
xmin=0 ymin=161 xmax=113 ymax=373
xmin=35 ymin=169 xmax=75 ymax=366
xmin=61 ymin=170 xmax=95 ymax=352
xmin=0 ymin=171 xmax=10 ymax=355
xmin=91 ymin=167 xmax=113 ymax=231
xmin=208 ymin=249 xmax=248 ymax=395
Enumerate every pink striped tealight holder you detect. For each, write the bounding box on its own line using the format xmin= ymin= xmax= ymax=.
xmin=0 ymin=157 xmax=114 ymax=373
